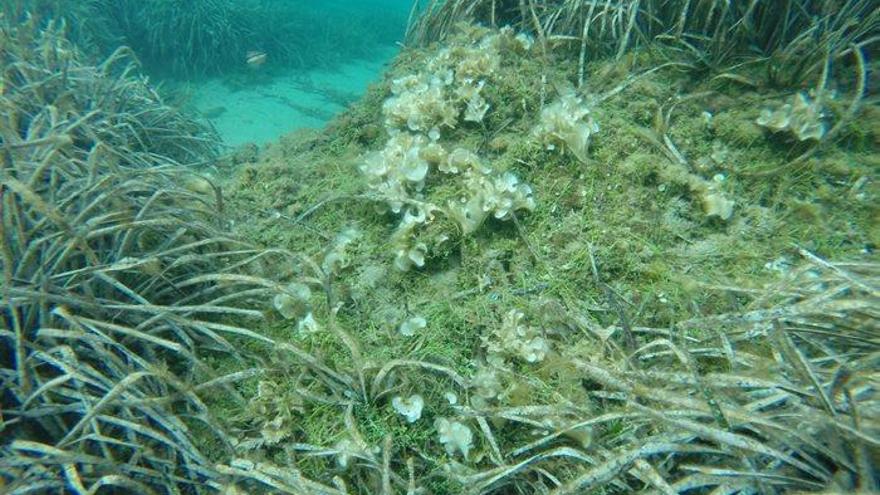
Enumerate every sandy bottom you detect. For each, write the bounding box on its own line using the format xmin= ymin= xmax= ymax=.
xmin=187 ymin=46 xmax=398 ymax=147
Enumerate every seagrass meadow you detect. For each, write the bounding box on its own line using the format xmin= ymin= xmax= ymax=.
xmin=1 ymin=0 xmax=409 ymax=77
xmin=1 ymin=1 xmax=879 ymax=494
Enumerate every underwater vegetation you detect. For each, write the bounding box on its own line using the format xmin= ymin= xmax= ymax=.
xmin=2 ymin=0 xmax=409 ymax=78
xmin=0 ymin=1 xmax=878 ymax=495
xmin=215 ymin=3 xmax=877 ymax=493
xmin=408 ymin=0 xmax=878 ymax=86
xmin=0 ymin=15 xmax=303 ymax=492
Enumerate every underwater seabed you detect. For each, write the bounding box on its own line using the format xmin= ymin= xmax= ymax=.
xmin=185 ymin=46 xmax=398 ymax=146
xmin=2 ymin=4 xmax=877 ymax=493
xmin=212 ymin=25 xmax=878 ymax=495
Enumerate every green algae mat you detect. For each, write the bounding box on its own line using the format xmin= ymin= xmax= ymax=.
xmin=213 ymin=25 xmax=879 ymax=494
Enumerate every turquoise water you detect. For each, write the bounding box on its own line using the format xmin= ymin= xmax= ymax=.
xmin=188 ymin=47 xmax=400 ymax=146
xmin=174 ymin=0 xmax=415 ymax=146
xmin=11 ymin=0 xmax=417 ymax=147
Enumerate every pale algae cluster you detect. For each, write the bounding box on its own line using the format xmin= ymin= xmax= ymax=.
xmin=360 ymin=28 xmax=555 ymax=271
xmin=532 ymin=90 xmax=600 ymax=163
xmin=756 ymin=91 xmax=828 ymax=142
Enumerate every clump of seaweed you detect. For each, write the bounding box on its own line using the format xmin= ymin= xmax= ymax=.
xmin=0 ymin=16 xmax=219 ymax=162
xmin=435 ymin=251 xmax=879 ymax=493
xmin=407 ymin=0 xmax=879 ymax=86
xmin=220 ymin=229 xmax=474 ymax=493
xmin=533 ymin=87 xmax=599 ymax=163
xmin=0 ymin=16 xmax=297 ymax=492
xmin=360 ymin=27 xmax=536 ymax=269
xmin=757 ymin=91 xmax=828 ymax=142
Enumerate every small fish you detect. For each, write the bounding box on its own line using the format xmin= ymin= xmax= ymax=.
xmin=246 ymin=50 xmax=267 ymax=68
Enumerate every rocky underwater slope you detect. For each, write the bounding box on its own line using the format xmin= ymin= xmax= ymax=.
xmin=216 ymin=22 xmax=878 ymax=495
xmin=1 ymin=3 xmax=877 ymax=495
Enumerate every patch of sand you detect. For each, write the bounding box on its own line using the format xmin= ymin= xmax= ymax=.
xmin=189 ymin=46 xmax=398 ymax=147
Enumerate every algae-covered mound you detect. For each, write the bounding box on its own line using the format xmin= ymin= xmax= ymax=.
xmin=1 ymin=1 xmax=876 ymax=494
xmin=216 ymin=13 xmax=878 ymax=495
